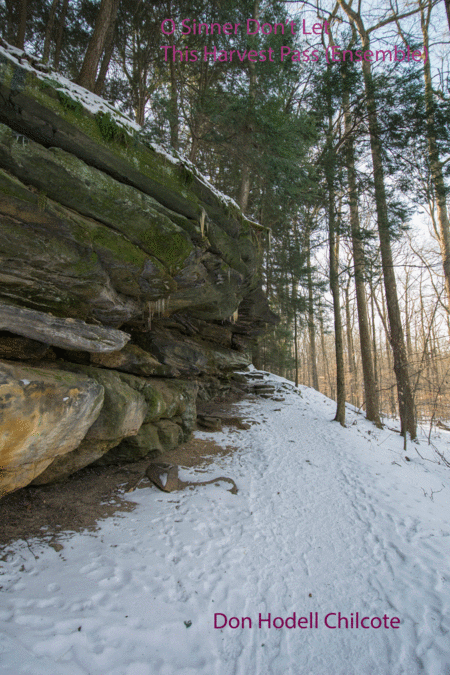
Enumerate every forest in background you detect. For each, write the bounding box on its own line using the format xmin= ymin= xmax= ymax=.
xmin=3 ymin=0 xmax=450 ymax=441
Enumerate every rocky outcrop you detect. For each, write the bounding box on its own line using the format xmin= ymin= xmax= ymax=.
xmin=32 ymin=367 xmax=147 ymax=483
xmin=0 ymin=303 xmax=130 ymax=352
xmin=0 ymin=360 xmax=104 ymax=496
xmin=0 ymin=42 xmax=277 ymax=498
xmin=99 ymin=377 xmax=198 ymax=463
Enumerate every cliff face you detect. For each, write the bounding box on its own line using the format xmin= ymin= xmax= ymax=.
xmin=0 ymin=43 xmax=277 ymax=498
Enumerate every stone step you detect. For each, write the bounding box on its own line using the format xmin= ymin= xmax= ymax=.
xmin=197 ymin=414 xmax=222 ymax=431
xmin=253 ymin=386 xmax=276 ymax=394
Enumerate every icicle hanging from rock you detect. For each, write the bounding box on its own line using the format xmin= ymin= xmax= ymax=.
xmin=147 ymin=297 xmax=170 ymax=328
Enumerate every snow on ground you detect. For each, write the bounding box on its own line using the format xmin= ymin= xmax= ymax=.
xmin=1 ymin=372 xmax=450 ymax=675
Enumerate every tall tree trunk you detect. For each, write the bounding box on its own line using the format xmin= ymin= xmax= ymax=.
xmin=338 ymin=0 xmax=416 ymax=440
xmin=363 ymin=59 xmax=416 ymax=437
xmin=94 ymin=13 xmax=117 ymax=96
xmin=319 ymin=303 xmax=332 ymax=399
xmin=168 ymin=28 xmax=179 ymax=150
xmin=238 ymin=164 xmax=251 ymax=212
xmin=306 ymin=228 xmax=319 ymax=391
xmin=328 ymin=178 xmax=346 ymax=424
xmin=238 ymin=0 xmax=260 ymax=211
xmin=344 ymin=280 xmax=357 ymax=406
xmin=53 ymin=0 xmax=69 ymax=71
xmin=16 ymin=0 xmax=27 ymax=49
xmin=76 ymin=0 xmax=119 ymax=92
xmin=294 ymin=308 xmax=299 ymax=387
xmin=42 ymin=0 xmax=59 ymax=64
xmin=420 ymin=0 xmax=450 ymax=313
xmin=189 ymin=134 xmax=199 ymax=164
xmin=379 ymin=292 xmax=396 ymax=417
xmin=326 ymin=103 xmax=346 ymax=424
xmin=343 ymin=84 xmax=381 ymax=425
xmin=404 ymin=269 xmax=414 ymax=359
xmin=369 ymin=277 xmax=379 ymax=392
xmin=4 ymin=0 xmax=17 ymax=44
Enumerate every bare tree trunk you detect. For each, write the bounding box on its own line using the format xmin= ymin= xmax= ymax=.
xmin=94 ymin=12 xmax=117 ymax=96
xmin=343 ymin=85 xmax=381 ymax=425
xmin=328 ymin=177 xmax=346 ymax=425
xmin=344 ymin=279 xmax=357 ymax=406
xmin=16 ymin=0 xmax=27 ymax=49
xmin=168 ymin=27 xmax=179 ymax=150
xmin=404 ymin=268 xmax=414 ymax=359
xmin=306 ymin=218 xmax=319 ymax=390
xmin=364 ymin=63 xmax=416 ymax=437
xmin=238 ymin=0 xmax=259 ymax=211
xmin=189 ymin=134 xmax=199 ymax=164
xmin=369 ymin=277 xmax=379 ymax=392
xmin=319 ymin=305 xmax=332 ymax=398
xmin=76 ymin=0 xmax=119 ymax=92
xmin=42 ymin=0 xmax=59 ymax=64
xmin=380 ymin=292 xmax=397 ymax=417
xmin=53 ymin=0 xmax=69 ymax=71
xmin=294 ymin=309 xmax=299 ymax=387
xmin=4 ymin=0 xmax=17 ymax=44
xmin=238 ymin=164 xmax=251 ymax=212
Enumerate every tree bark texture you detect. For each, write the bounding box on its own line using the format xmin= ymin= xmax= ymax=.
xmin=343 ymin=85 xmax=381 ymax=425
xmin=76 ymin=0 xmax=119 ymax=92
xmin=42 ymin=0 xmax=60 ymax=64
xmin=361 ymin=56 xmax=416 ymax=438
xmin=328 ymin=175 xmax=346 ymax=425
xmin=306 ymin=221 xmax=319 ymax=390
xmin=53 ymin=0 xmax=69 ymax=70
xmin=16 ymin=0 xmax=28 ymax=49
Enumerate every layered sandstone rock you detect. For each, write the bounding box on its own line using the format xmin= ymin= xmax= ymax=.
xmin=0 ymin=43 xmax=277 ymax=497
xmin=0 ymin=360 xmax=104 ymax=495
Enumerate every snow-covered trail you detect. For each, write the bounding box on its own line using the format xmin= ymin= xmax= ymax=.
xmin=1 ymin=372 xmax=450 ymax=675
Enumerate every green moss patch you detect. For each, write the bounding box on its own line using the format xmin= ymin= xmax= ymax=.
xmin=95 ymin=112 xmax=131 ymax=146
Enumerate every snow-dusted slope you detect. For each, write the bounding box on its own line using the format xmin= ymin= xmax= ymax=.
xmin=1 ymin=373 xmax=449 ymax=675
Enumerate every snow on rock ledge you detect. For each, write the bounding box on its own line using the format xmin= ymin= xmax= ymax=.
xmin=0 ymin=41 xmax=277 ymax=497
